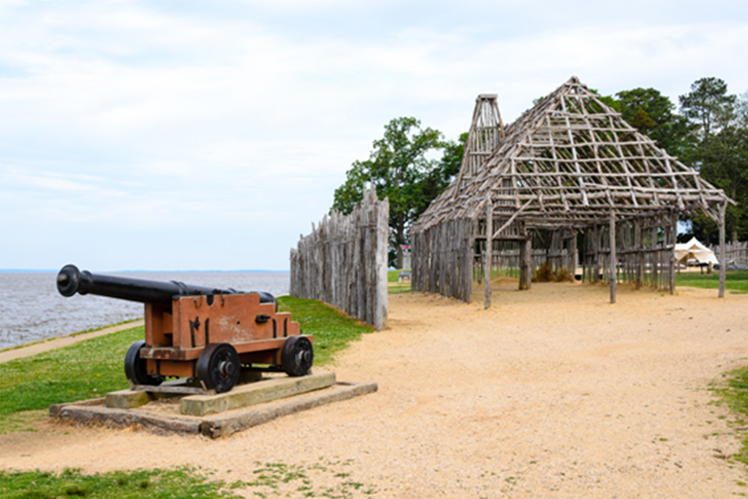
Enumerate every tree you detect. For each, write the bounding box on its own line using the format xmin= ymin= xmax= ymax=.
xmin=679 ymin=77 xmax=737 ymax=141
xmin=615 ymin=87 xmax=691 ymax=158
xmin=332 ymin=117 xmax=453 ymax=268
xmin=679 ymin=78 xmax=747 ymax=243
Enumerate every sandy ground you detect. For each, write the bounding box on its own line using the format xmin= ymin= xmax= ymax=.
xmin=1 ymin=281 xmax=747 ymax=498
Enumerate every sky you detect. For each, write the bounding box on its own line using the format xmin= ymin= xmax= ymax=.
xmin=1 ymin=0 xmax=746 ymax=271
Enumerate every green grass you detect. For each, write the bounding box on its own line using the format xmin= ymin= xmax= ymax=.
xmin=676 ymin=269 xmax=748 ymax=293
xmin=276 ymin=296 xmax=373 ymax=366
xmin=0 ymin=296 xmax=371 ymax=429
xmin=0 ymin=460 xmax=377 ymax=498
xmin=0 ymin=318 xmax=143 ymax=354
xmin=0 ymin=326 xmax=145 ymax=422
xmin=714 ymin=364 xmax=748 ymax=465
xmin=388 ymin=268 xmax=412 ymax=294
xmin=388 ymin=284 xmax=411 ymax=294
xmin=0 ymin=467 xmax=240 ymax=499
xmin=387 ymin=268 xmax=410 ymax=283
xmin=230 ymin=458 xmax=376 ymax=497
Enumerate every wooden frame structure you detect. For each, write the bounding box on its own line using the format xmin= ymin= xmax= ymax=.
xmin=411 ymin=77 xmax=734 ymax=305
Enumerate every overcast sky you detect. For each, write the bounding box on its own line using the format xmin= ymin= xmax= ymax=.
xmin=1 ymin=0 xmax=746 ymax=271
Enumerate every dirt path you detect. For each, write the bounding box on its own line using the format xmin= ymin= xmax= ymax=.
xmin=0 ymin=320 xmax=145 ymax=364
xmin=1 ymin=282 xmax=747 ymax=497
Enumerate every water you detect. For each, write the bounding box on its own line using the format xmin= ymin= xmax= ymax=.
xmin=0 ymin=271 xmax=290 ymax=350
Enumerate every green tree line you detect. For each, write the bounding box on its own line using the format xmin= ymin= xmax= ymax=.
xmin=333 ymin=78 xmax=747 ymax=268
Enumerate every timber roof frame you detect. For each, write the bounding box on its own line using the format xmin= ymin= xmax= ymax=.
xmin=412 ymin=77 xmax=733 ymax=235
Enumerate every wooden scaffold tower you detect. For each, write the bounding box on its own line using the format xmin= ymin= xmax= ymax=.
xmin=411 ymin=77 xmax=734 ymax=306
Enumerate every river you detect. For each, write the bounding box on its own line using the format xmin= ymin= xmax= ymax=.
xmin=0 ymin=271 xmax=290 ymax=349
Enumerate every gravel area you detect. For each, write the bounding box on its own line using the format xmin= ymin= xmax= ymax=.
xmin=1 ymin=281 xmax=747 ymax=497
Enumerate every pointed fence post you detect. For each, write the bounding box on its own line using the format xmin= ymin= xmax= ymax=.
xmin=610 ymin=210 xmax=617 ymax=304
xmin=669 ymin=211 xmax=677 ymax=295
xmin=484 ymin=199 xmax=493 ymax=309
xmin=718 ymin=202 xmax=726 ymax=298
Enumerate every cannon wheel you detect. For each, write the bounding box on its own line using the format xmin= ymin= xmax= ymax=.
xmin=124 ymin=340 xmax=162 ymax=386
xmin=197 ymin=343 xmax=240 ymax=393
xmin=281 ymin=336 xmax=313 ymax=377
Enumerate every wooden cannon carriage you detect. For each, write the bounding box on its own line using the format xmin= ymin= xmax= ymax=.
xmin=56 ymin=265 xmax=313 ymax=393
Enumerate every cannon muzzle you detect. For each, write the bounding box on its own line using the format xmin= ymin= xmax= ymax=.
xmin=57 ymin=264 xmax=276 ymax=307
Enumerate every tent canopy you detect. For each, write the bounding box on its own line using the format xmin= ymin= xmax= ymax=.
xmin=674 ymin=237 xmax=718 ymax=265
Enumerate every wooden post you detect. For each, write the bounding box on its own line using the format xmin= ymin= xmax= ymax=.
xmin=592 ymin=225 xmax=600 ymax=283
xmin=484 ymin=199 xmax=492 ymax=309
xmin=609 ymin=211 xmax=616 ymax=304
xmin=519 ymin=235 xmax=532 ymax=290
xmin=652 ymin=225 xmax=658 ymax=288
xmin=519 ymin=232 xmax=527 ymax=290
xmin=572 ymin=231 xmax=578 ymax=281
xmin=635 ymin=220 xmax=643 ymax=289
xmin=718 ymin=202 xmax=726 ymax=298
xmin=669 ymin=211 xmax=677 ymax=295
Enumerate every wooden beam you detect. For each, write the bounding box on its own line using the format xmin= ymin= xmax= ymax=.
xmin=491 ymin=198 xmax=533 ymax=239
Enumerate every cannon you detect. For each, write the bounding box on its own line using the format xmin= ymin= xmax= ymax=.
xmin=56 ymin=264 xmax=313 ymax=393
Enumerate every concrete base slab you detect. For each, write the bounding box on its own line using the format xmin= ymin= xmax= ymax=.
xmin=49 ymin=377 xmax=377 ymax=438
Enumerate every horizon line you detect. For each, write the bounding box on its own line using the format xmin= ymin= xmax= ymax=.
xmin=0 ymin=269 xmax=290 ymax=274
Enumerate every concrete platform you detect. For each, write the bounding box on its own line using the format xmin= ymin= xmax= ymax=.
xmin=49 ymin=373 xmax=377 ymax=438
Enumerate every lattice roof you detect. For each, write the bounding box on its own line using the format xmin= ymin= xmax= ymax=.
xmin=412 ymin=77 xmax=731 ymax=234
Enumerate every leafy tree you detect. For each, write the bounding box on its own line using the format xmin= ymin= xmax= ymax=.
xmin=332 ymin=117 xmax=457 ymax=268
xmin=679 ymin=78 xmax=747 ymax=243
xmin=679 ymin=77 xmax=737 ymax=141
xmin=615 ymin=87 xmax=691 ymax=158
xmin=629 ymin=107 xmax=655 ymax=133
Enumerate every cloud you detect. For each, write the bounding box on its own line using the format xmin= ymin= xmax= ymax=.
xmin=1 ymin=1 xmax=746 ymax=269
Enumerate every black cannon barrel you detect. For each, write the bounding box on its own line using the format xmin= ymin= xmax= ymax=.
xmin=56 ymin=264 xmax=276 ymax=307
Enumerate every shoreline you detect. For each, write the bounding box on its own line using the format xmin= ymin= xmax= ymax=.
xmin=0 ymin=320 xmax=145 ymax=364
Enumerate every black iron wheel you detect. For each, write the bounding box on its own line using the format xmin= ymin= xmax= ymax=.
xmin=280 ymin=336 xmax=313 ymax=377
xmin=197 ymin=343 xmax=241 ymax=393
xmin=124 ymin=340 xmax=162 ymax=386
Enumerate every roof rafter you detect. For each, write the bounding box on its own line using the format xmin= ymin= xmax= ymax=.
xmin=412 ymin=76 xmax=732 ymax=234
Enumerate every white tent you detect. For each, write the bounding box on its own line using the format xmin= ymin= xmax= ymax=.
xmin=674 ymin=237 xmax=719 ymax=266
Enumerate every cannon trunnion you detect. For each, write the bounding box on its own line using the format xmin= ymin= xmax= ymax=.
xmin=57 ymin=265 xmax=313 ymax=393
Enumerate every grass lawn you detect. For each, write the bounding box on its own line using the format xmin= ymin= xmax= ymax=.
xmin=388 ymin=268 xmax=411 ymax=294
xmin=0 ymin=459 xmax=377 ymax=498
xmin=387 ymin=268 xmax=410 ymax=282
xmin=676 ymin=269 xmax=748 ymax=293
xmin=0 ymin=467 xmax=241 ymax=499
xmin=0 ymin=296 xmax=372 ymax=429
xmin=276 ymin=296 xmax=373 ymax=366
xmin=714 ymin=365 xmax=748 ymax=465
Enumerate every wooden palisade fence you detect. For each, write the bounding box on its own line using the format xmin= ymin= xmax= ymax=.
xmin=290 ymin=189 xmax=389 ymax=330
xmin=711 ymin=242 xmax=748 ymax=267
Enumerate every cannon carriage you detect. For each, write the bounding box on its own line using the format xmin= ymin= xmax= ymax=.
xmin=56 ymin=265 xmax=313 ymax=393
